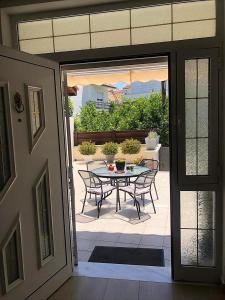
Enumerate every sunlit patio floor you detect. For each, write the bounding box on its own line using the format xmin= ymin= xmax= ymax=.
xmin=73 ymin=161 xmax=171 ymax=267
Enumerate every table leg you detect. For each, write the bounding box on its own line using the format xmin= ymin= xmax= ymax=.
xmin=116 ymin=180 xmax=121 ymax=212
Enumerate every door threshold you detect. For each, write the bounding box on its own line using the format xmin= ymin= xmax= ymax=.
xmin=73 ymin=262 xmax=172 ymax=283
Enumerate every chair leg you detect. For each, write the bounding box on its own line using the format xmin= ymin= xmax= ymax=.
xmin=134 ymin=199 xmax=141 ymax=220
xmin=97 ymin=196 xmax=103 ymax=218
xmin=141 ymin=194 xmax=145 ymax=207
xmin=81 ymin=191 xmax=87 ymax=213
xmin=153 ymin=181 xmax=159 ymax=200
xmin=124 ymin=192 xmax=126 ymax=202
xmin=95 ymin=194 xmax=97 ymax=205
xmin=150 ymin=191 xmax=156 ymax=214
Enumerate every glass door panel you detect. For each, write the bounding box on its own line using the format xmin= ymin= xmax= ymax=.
xmin=172 ymin=49 xmax=221 ymax=282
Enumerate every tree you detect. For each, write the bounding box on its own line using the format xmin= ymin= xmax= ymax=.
xmin=74 ymin=93 xmax=169 ymax=145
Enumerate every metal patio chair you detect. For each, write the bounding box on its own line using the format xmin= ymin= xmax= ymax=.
xmin=78 ymin=170 xmax=115 ymax=218
xmin=138 ymin=159 xmax=159 ymax=199
xmin=119 ymin=170 xmax=156 ymax=219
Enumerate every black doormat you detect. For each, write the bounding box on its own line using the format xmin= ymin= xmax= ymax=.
xmin=88 ymin=246 xmax=165 ymax=267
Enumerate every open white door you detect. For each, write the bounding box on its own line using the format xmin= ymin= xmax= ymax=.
xmin=0 ymin=46 xmax=73 ymax=299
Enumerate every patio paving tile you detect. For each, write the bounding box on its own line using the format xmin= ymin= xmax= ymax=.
xmin=74 ymin=161 xmax=171 ymax=266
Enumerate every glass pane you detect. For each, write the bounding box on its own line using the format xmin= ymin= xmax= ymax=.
xmin=173 ymin=0 xmax=216 ymax=23
xmin=186 ymin=139 xmax=197 ymax=175
xmin=180 ymin=191 xmax=216 ymax=266
xmin=33 ymin=91 xmax=40 ymax=113
xmin=173 ymin=20 xmax=216 ymax=41
xmin=32 ymin=113 xmax=37 ymax=135
xmin=132 ymin=24 xmax=171 ymax=45
xmin=53 ymin=15 xmax=89 ymax=36
xmin=35 ymin=114 xmax=41 ymax=133
xmin=0 ymin=87 xmax=11 ymax=191
xmin=91 ymin=29 xmax=130 ymax=49
xmin=90 ymin=10 xmax=130 ymax=32
xmin=198 ymin=98 xmax=208 ymax=137
xmin=197 ymin=138 xmax=208 ymax=175
xmin=198 ymin=59 xmax=209 ymax=98
xmin=185 ymin=59 xmax=209 ymax=176
xmin=185 ymin=99 xmax=196 ymax=138
xmin=131 ymin=5 xmax=171 ymax=27
xmin=54 ymin=34 xmax=90 ymax=52
xmin=180 ymin=191 xmax=197 ymax=228
xmin=38 ymin=176 xmax=52 ymax=260
xmin=185 ymin=60 xmax=197 ymax=98
xmin=198 ymin=230 xmax=215 ymax=267
xmin=198 ymin=191 xmax=215 ymax=229
xmin=20 ymin=38 xmax=54 ymax=54
xmin=5 ymin=232 xmax=19 ymax=285
xmin=18 ymin=20 xmax=53 ymax=40
xmin=181 ymin=229 xmax=197 ymax=265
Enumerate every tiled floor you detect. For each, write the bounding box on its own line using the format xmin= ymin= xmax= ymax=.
xmin=74 ymin=161 xmax=171 ymax=267
xmin=49 ymin=276 xmax=225 ymax=300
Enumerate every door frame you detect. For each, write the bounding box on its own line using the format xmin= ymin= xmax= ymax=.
xmin=0 ymin=44 xmax=74 ymax=299
xmin=62 ymin=52 xmax=177 ymax=280
xmin=61 ymin=40 xmax=223 ymax=282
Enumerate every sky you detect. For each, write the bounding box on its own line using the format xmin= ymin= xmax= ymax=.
xmin=114 ymin=81 xmax=127 ymax=90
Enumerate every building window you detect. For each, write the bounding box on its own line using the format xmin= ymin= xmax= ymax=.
xmin=17 ymin=0 xmax=216 ymax=54
xmin=26 ymin=85 xmax=45 ymax=152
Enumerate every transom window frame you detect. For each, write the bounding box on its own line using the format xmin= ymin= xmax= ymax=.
xmin=0 ymin=81 xmax=16 ymax=203
xmin=15 ymin=0 xmax=217 ymax=55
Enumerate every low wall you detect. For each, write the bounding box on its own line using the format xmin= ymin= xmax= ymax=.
xmin=73 ymin=144 xmax=162 ymax=164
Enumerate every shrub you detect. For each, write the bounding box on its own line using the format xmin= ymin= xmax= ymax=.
xmin=147 ymin=131 xmax=158 ymax=139
xmin=64 ymin=97 xmax=74 ymax=117
xmin=121 ymin=139 xmax=141 ymax=154
xmin=79 ymin=141 xmax=96 ymax=155
xmin=133 ymin=157 xmax=143 ymax=165
xmin=102 ymin=142 xmax=118 ymax=155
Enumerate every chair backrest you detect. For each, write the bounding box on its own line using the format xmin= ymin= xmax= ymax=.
xmin=139 ymin=159 xmax=159 ymax=175
xmin=86 ymin=160 xmax=107 ymax=171
xmin=135 ymin=170 xmax=154 ymax=188
xmin=78 ymin=170 xmax=101 ymax=188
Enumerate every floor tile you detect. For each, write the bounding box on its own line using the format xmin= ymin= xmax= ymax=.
xmin=103 ymin=279 xmax=139 ymax=300
xmin=49 ymin=276 xmax=108 ymax=300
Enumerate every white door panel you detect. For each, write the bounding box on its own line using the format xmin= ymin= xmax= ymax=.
xmin=0 ymin=48 xmax=72 ymax=299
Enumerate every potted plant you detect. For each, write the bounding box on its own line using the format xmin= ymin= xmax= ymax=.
xmin=145 ymin=131 xmax=160 ymax=150
xmin=115 ymin=160 xmax=126 ymax=172
xmin=79 ymin=141 xmax=96 ymax=161
xmin=64 ymin=97 xmax=74 ymax=155
xmin=121 ymin=138 xmax=141 ymax=155
xmin=102 ymin=142 xmax=118 ymax=163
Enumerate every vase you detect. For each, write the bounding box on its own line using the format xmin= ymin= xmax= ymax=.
xmin=115 ymin=160 xmax=125 ymax=172
xmin=105 ymin=154 xmax=115 ymax=163
xmin=145 ymin=136 xmax=160 ymax=150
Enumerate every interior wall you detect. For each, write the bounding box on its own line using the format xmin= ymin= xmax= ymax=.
xmin=0 ymin=9 xmax=12 ymax=47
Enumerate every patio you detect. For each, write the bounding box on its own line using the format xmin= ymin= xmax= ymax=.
xmin=73 ymin=161 xmax=171 ymax=267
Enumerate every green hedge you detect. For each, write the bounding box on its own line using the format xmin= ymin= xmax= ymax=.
xmin=74 ymin=93 xmax=169 ymax=145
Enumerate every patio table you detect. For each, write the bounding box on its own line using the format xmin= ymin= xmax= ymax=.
xmin=92 ymin=166 xmax=149 ymax=212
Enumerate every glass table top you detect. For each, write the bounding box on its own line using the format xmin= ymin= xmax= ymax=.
xmin=92 ymin=166 xmax=149 ymax=178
